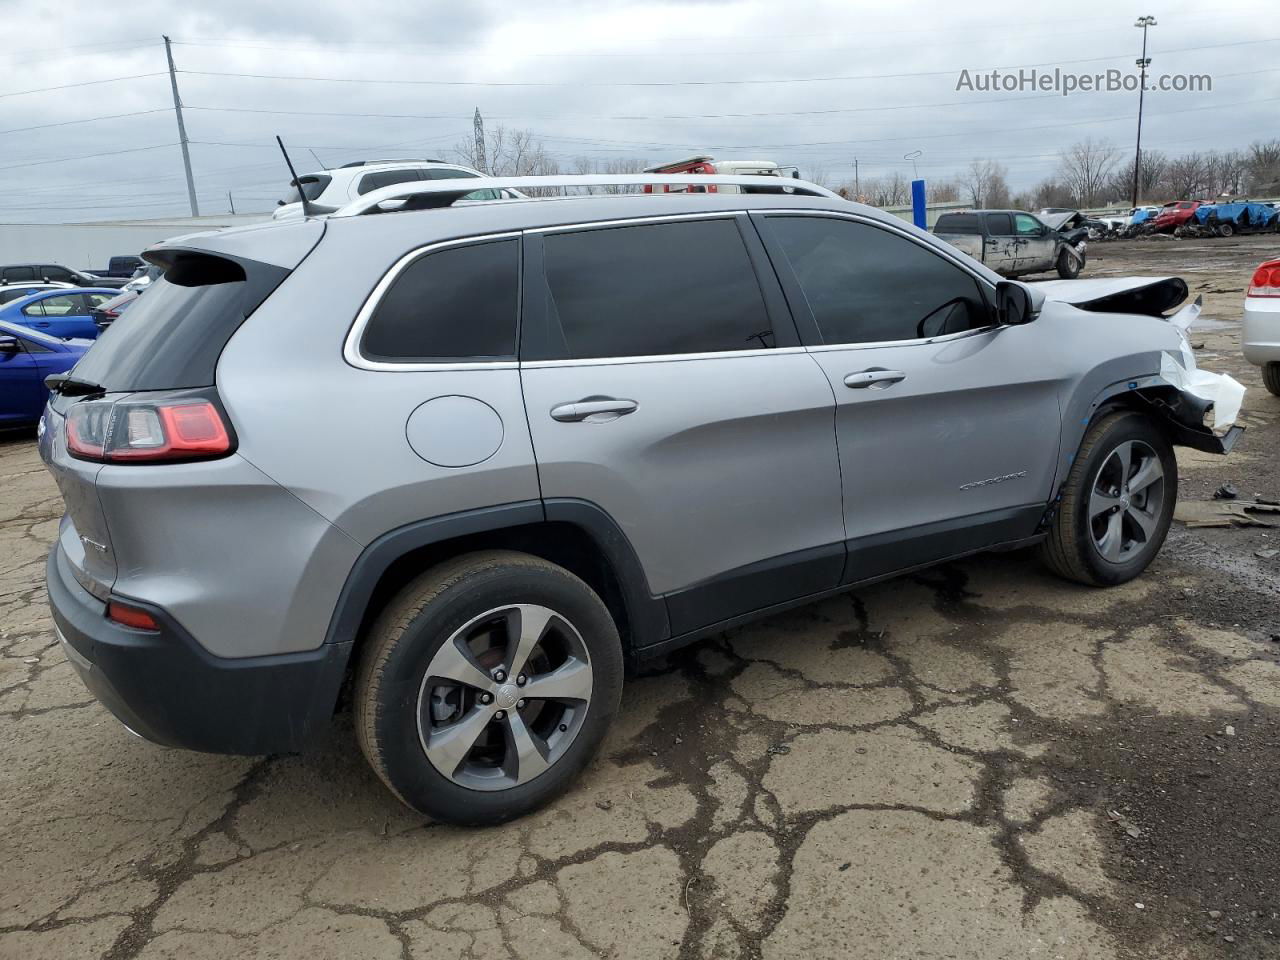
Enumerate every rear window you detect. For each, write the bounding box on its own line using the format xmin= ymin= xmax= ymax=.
xmin=71 ymin=254 xmax=285 ymax=392
xmin=285 ymin=175 xmax=331 ymax=204
xmin=361 ymin=239 xmax=519 ymax=361
xmin=935 ymin=214 xmax=980 ymax=234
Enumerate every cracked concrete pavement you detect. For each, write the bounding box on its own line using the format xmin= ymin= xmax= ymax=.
xmin=2 ymin=235 xmax=1279 ymax=959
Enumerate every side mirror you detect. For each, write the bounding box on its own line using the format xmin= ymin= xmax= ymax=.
xmin=0 ymin=335 xmax=19 ymax=354
xmin=995 ymin=281 xmax=1034 ymax=326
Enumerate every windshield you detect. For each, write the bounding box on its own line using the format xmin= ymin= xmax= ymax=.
xmin=283 ymin=174 xmax=332 ymax=204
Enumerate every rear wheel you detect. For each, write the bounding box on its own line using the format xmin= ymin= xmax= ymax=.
xmin=355 ymin=550 xmax=623 ymax=825
xmin=1217 ymin=223 xmax=1235 ymax=238
xmin=1039 ymin=412 xmax=1176 ymax=586
xmin=1264 ymin=361 xmax=1280 ymax=397
xmin=1056 ymin=248 xmax=1082 ymax=279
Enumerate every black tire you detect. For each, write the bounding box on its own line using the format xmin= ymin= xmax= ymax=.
xmin=1217 ymin=223 xmax=1234 ymax=238
xmin=1264 ymin=361 xmax=1280 ymax=397
xmin=1056 ymin=248 xmax=1082 ymax=279
xmin=1038 ymin=411 xmax=1177 ymax=586
xmin=355 ymin=550 xmax=623 ymax=825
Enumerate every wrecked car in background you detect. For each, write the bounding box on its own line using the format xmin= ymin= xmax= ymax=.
xmin=933 ymin=209 xmax=1087 ymax=279
xmin=1177 ymin=201 xmax=1280 ymax=238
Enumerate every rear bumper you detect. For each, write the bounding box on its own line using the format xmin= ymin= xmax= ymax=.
xmin=46 ymin=544 xmax=351 ymax=755
xmin=1243 ymin=299 xmax=1280 ymax=366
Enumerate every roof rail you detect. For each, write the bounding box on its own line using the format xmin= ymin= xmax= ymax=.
xmin=332 ymin=174 xmax=841 ymax=218
xmin=337 ymin=158 xmax=443 ymax=168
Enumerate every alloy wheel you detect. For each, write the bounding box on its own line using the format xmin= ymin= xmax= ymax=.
xmin=1088 ymin=439 xmax=1165 ymax=563
xmin=416 ymin=604 xmax=593 ymax=791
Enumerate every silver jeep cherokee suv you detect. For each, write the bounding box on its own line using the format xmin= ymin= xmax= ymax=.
xmin=40 ymin=175 xmax=1242 ymax=825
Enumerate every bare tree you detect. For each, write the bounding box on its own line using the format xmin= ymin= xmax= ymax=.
xmin=959 ymin=159 xmax=1009 ymax=207
xmin=1108 ymin=151 xmax=1167 ymax=204
xmin=1057 ymin=138 xmax=1117 ymax=207
xmin=452 ymin=126 xmax=559 ymax=180
xmin=1207 ymin=149 xmax=1248 ymax=198
xmin=1161 ymin=152 xmax=1211 ymax=199
xmin=1245 ymin=139 xmax=1280 ymax=193
xmin=929 ymin=179 xmax=960 ymax=203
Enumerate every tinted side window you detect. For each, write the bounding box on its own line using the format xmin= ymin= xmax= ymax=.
xmin=41 ymin=266 xmax=75 ymax=282
xmin=985 ymin=213 xmax=1013 ymax=235
xmin=362 ymin=239 xmax=518 ymax=361
xmin=768 ymin=216 xmax=988 ymax=344
xmin=3 ymin=267 xmax=36 ymax=282
xmin=540 ymin=219 xmax=772 ymax=360
xmin=935 ymin=213 xmax=980 ymax=234
xmin=428 ymin=169 xmax=480 ymax=180
xmin=357 ymin=169 xmax=424 ymax=195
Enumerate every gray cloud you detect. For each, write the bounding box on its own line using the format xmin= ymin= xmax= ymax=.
xmin=0 ymin=0 xmax=1274 ymax=222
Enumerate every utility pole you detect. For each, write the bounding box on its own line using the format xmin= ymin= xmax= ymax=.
xmin=473 ymin=108 xmax=488 ymax=174
xmin=227 ymin=191 xmax=236 ymax=215
xmin=852 ymin=157 xmax=859 ymax=198
xmin=1130 ymin=16 xmax=1157 ymax=210
xmin=163 ymin=35 xmax=199 ymax=217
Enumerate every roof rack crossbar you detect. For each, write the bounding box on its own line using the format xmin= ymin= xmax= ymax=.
xmin=333 ymin=174 xmax=839 ymax=218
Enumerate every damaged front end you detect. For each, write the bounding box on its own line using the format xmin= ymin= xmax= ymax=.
xmin=1042 ymin=276 xmax=1246 ymax=455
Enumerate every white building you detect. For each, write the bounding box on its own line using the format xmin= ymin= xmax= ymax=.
xmin=0 ymin=214 xmax=269 ymax=271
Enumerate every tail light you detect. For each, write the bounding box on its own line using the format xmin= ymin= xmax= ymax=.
xmin=65 ymin=391 xmax=235 ymax=464
xmin=1247 ymin=260 xmax=1280 ymax=298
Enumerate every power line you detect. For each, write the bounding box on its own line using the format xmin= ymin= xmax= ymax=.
xmin=0 ymin=40 xmax=160 ymax=66
xmin=175 ymin=37 xmax=1280 ymax=89
xmin=0 ymin=108 xmax=170 ymax=137
xmin=0 ymin=72 xmax=167 ymax=100
xmin=0 ymin=143 xmax=176 ymax=172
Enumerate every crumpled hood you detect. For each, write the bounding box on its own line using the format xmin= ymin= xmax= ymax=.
xmin=1033 ymin=276 xmax=1189 ymax=316
xmin=1040 ymin=210 xmax=1083 ymax=231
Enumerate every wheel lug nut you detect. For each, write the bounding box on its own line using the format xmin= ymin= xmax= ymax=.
xmin=516 ymin=674 xmax=526 ymax=686
xmin=495 ymin=710 xmax=506 ymax=721
xmin=517 ymin=699 xmax=526 ymax=708
xmin=479 ymin=693 xmax=492 ymax=704
xmin=493 ymin=670 xmax=506 ymax=683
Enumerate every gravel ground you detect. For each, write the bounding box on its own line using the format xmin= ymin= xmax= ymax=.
xmin=1 ymin=233 xmax=1278 ymax=960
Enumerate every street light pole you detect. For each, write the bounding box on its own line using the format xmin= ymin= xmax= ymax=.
xmin=1130 ymin=16 xmax=1157 ymax=210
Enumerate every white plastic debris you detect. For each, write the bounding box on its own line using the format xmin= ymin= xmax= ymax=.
xmin=1159 ymin=350 xmax=1245 ymax=433
xmin=1157 ymin=294 xmax=1245 ymax=433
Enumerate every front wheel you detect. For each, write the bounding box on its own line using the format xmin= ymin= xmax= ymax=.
xmin=1038 ymin=411 xmax=1177 ymax=586
xmin=355 ymin=550 xmax=624 ymax=825
xmin=1056 ymin=248 xmax=1082 ymax=279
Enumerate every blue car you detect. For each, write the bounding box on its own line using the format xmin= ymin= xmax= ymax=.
xmin=0 ymin=287 xmax=119 ymax=340
xmin=0 ymin=319 xmax=90 ymax=426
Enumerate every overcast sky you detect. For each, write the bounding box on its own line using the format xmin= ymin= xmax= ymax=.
xmin=0 ymin=0 xmax=1274 ymax=223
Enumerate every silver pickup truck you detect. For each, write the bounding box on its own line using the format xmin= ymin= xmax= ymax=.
xmin=933 ymin=209 xmax=1086 ymax=280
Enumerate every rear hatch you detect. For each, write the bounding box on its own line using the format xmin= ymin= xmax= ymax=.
xmin=39 ymin=220 xmax=323 ymax=600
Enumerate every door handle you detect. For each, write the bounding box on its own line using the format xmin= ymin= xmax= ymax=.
xmin=844 ymin=369 xmax=906 ymax=389
xmin=550 ymin=397 xmax=639 ymax=422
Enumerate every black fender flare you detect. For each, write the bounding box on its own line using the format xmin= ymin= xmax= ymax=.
xmin=321 ymin=499 xmax=669 ymax=651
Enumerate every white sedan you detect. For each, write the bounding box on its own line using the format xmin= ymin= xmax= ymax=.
xmin=1244 ymin=257 xmax=1280 ymax=396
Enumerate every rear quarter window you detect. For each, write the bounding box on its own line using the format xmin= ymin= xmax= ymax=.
xmin=360 ymin=239 xmax=519 ymax=362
